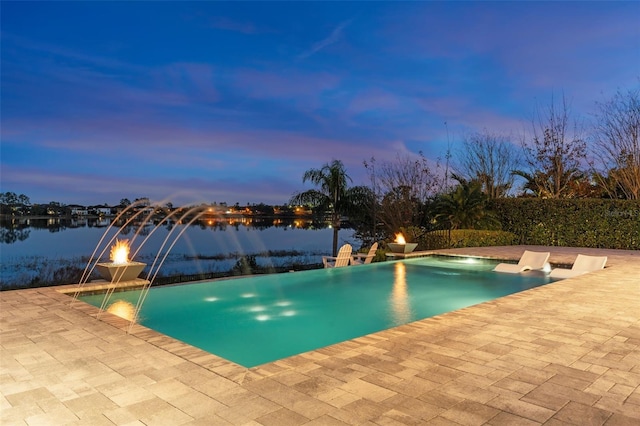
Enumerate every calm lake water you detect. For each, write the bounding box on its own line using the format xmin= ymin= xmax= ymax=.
xmin=0 ymin=217 xmax=354 ymax=287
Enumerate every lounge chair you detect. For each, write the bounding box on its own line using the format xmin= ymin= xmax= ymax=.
xmin=549 ymin=254 xmax=607 ymax=279
xmin=493 ymin=250 xmax=550 ymax=273
xmin=322 ymin=244 xmax=353 ymax=268
xmin=351 ymin=242 xmax=378 ymax=265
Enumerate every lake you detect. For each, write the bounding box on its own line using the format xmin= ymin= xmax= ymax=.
xmin=0 ymin=216 xmax=353 ymax=288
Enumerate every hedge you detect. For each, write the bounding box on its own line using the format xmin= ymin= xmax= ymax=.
xmin=443 ymin=229 xmax=518 ymax=248
xmin=489 ymin=199 xmax=640 ymax=250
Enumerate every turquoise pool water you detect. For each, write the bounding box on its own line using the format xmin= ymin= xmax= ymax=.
xmin=80 ymin=256 xmax=554 ymax=368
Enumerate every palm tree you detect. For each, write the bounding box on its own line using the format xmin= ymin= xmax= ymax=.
xmin=290 ymin=160 xmax=372 ymax=256
xmin=513 ymin=168 xmax=587 ymax=198
xmin=434 ymin=175 xmax=499 ymax=230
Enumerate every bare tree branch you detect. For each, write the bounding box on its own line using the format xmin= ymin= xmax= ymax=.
xmin=591 ymin=87 xmax=640 ymax=199
xmin=453 ymin=130 xmax=520 ymax=198
xmin=517 ymin=93 xmax=587 ymax=198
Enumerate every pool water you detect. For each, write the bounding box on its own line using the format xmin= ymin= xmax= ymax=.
xmin=80 ymin=256 xmax=554 ymax=367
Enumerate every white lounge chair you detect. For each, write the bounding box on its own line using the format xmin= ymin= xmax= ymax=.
xmin=322 ymin=244 xmax=353 ymax=268
xmin=549 ymin=254 xmax=607 ymax=279
xmin=351 ymin=242 xmax=378 ymax=265
xmin=493 ymin=250 xmax=550 ymax=273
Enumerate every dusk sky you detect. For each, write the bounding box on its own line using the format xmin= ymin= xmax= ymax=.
xmin=1 ymin=1 xmax=639 ymax=206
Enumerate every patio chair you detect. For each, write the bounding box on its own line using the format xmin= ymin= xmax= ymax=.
xmin=351 ymin=242 xmax=378 ymax=265
xmin=549 ymin=254 xmax=607 ymax=279
xmin=493 ymin=250 xmax=550 ymax=273
xmin=322 ymin=243 xmax=353 ymax=268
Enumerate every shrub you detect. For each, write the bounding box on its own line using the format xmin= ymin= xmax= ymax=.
xmin=490 ymin=199 xmax=640 ymax=249
xmin=444 ymin=229 xmax=518 ymax=248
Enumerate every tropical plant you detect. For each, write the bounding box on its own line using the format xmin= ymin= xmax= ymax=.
xmin=433 ymin=175 xmax=500 ymax=230
xmin=290 ymin=160 xmax=372 ymax=256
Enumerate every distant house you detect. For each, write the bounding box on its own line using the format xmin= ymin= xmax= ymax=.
xmin=86 ymin=205 xmax=113 ymax=216
xmin=95 ymin=206 xmax=113 ymax=216
xmin=69 ymin=205 xmax=88 ymax=216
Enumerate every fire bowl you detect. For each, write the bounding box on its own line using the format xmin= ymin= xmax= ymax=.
xmin=96 ymin=261 xmax=146 ymax=282
xmin=387 ymin=242 xmax=418 ymax=254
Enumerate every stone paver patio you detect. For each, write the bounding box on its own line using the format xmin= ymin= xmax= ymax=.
xmin=1 ymin=245 xmax=639 ymax=425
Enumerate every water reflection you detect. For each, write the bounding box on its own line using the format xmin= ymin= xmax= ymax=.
xmin=0 ymin=216 xmax=330 ymax=244
xmin=106 ymin=300 xmax=136 ymax=321
xmin=391 ymin=262 xmax=412 ymax=325
xmin=0 ymin=226 xmax=30 ymax=244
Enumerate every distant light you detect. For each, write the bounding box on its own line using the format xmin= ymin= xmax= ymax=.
xmin=204 ymin=297 xmax=219 ymax=302
xmin=463 ymin=257 xmax=477 ymax=264
xmin=248 ymin=305 xmax=266 ymax=312
xmin=275 ymin=301 xmax=291 ymax=307
xmin=241 ymin=293 xmax=256 ymax=298
xmin=256 ymin=315 xmax=270 ymax=321
xmin=281 ymin=310 xmax=296 ymax=317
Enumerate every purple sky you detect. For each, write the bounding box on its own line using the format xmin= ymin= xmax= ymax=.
xmin=2 ymin=1 xmax=639 ymax=206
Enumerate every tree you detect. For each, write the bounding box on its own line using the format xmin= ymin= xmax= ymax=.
xmin=516 ymin=94 xmax=587 ymax=198
xmin=18 ymin=194 xmax=30 ymax=207
xmin=454 ymin=130 xmax=519 ymax=199
xmin=0 ymin=192 xmax=30 ymax=215
xmin=364 ymin=153 xmax=441 ymax=238
xmin=591 ymin=87 xmax=640 ymax=199
xmin=290 ymin=160 xmax=371 ymax=256
xmin=433 ymin=175 xmax=499 ymax=230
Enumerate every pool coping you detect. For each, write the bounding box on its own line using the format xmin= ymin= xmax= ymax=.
xmin=2 ymin=245 xmax=639 ymax=424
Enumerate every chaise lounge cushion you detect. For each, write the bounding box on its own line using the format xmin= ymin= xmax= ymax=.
xmin=549 ymin=254 xmax=607 ymax=279
xmin=493 ymin=250 xmax=550 ymax=274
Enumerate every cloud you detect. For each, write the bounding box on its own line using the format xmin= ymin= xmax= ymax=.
xmin=298 ymin=19 xmax=352 ymax=60
xmin=0 ymin=163 xmax=301 ymax=206
xmin=348 ymin=89 xmax=400 ymax=114
xmin=208 ymin=16 xmax=258 ymax=34
xmin=233 ymin=68 xmax=341 ymax=99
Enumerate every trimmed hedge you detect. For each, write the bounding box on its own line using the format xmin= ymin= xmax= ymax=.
xmin=489 ymin=199 xmax=640 ymax=250
xmin=407 ymin=229 xmax=517 ymax=250
xmin=444 ymin=229 xmax=518 ymax=248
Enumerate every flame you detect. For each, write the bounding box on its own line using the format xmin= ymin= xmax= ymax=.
xmin=110 ymin=239 xmax=130 ymax=264
xmin=395 ymin=233 xmax=406 ymax=244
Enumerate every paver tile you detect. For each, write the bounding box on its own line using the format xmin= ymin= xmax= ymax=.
xmin=440 ymin=399 xmax=501 ymax=425
xmin=552 ymin=401 xmax=612 ymax=426
xmin=339 ymin=378 xmax=397 ymax=402
xmin=255 ymin=407 xmax=309 ymax=426
xmin=486 ymin=394 xmax=555 ymax=423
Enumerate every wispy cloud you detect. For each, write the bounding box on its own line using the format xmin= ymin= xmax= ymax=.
xmin=298 ymin=19 xmax=352 ymax=60
xmin=208 ymin=16 xmax=258 ymax=34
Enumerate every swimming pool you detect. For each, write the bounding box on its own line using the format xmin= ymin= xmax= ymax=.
xmin=79 ymin=256 xmax=555 ymax=368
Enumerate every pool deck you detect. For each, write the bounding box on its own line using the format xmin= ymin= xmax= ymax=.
xmin=1 ymin=245 xmax=639 ymax=425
